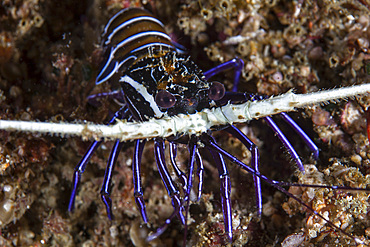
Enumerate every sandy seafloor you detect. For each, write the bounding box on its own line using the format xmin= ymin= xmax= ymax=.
xmin=0 ymin=0 xmax=369 ymax=246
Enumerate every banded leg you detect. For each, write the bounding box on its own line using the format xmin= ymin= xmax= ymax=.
xmin=224 ymin=111 xmax=315 ymax=214
xmin=100 ymin=140 xmax=124 ymax=220
xmin=133 ymin=139 xmax=148 ymax=223
xmin=204 ymin=58 xmax=244 ymax=92
xmin=169 ymin=142 xmax=187 ymax=190
xmin=147 ymin=140 xmax=195 ymax=242
xmin=223 ymin=92 xmax=316 ymax=171
xmin=184 ymin=140 xmax=197 ymax=201
xmin=206 ymin=135 xmax=233 ymax=242
xmin=195 ymin=149 xmax=204 ymax=201
xmin=68 ymin=140 xmax=102 ymax=212
xmin=225 ymin=92 xmax=318 ymax=166
xmin=183 ymin=141 xmax=198 ymax=243
xmin=86 ymin=90 xmax=125 ymax=108
xmin=224 ymin=91 xmax=306 ymax=172
xmin=280 ymin=112 xmax=319 ymax=159
xmin=203 ymin=58 xmax=317 ymax=212
xmin=224 ymin=125 xmax=262 ymax=217
xmin=169 ymin=142 xmax=203 ymax=200
xmin=203 ymin=57 xmax=317 ymax=164
xmin=68 ymin=105 xmax=130 ymax=213
xmin=147 ymin=202 xmax=181 ymax=242
xmin=154 ymin=138 xmax=185 ymax=224
xmin=203 ymin=137 xmax=363 ymax=245
xmin=263 ymin=116 xmax=305 ymax=172
xmin=204 ymin=59 xmax=258 ymax=224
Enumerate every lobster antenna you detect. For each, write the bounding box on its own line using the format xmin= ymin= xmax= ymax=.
xmin=0 ymin=83 xmax=369 ymax=141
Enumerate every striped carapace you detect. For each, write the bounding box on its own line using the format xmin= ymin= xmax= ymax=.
xmin=95 ymin=8 xmax=224 ymax=121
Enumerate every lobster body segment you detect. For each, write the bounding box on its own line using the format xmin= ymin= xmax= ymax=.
xmin=96 ymin=8 xmax=175 ymax=85
xmin=98 ymin=8 xmax=221 ymax=122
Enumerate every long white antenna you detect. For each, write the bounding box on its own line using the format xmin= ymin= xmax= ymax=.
xmin=0 ymin=83 xmax=369 ymax=141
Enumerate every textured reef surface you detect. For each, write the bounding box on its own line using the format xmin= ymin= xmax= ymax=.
xmin=0 ymin=0 xmax=369 ymax=246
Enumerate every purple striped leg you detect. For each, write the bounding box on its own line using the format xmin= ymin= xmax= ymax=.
xmin=195 ymin=149 xmax=204 ymax=201
xmin=169 ymin=142 xmax=187 ymax=190
xmin=100 ymin=140 xmax=124 ymax=220
xmin=184 ymin=141 xmax=197 ymax=202
xmin=206 ymin=135 xmax=233 ymax=243
xmin=169 ymin=142 xmax=204 ymax=201
xmin=222 ymin=93 xmax=318 ymax=169
xmin=68 ymin=140 xmax=102 ymax=212
xmin=263 ymin=116 xmax=305 ymax=172
xmin=280 ymin=112 xmax=319 ymax=159
xmin=133 ymin=139 xmax=148 ymax=223
xmin=183 ymin=141 xmax=198 ymax=243
xmin=147 ymin=205 xmax=181 ymax=242
xmin=203 ymin=57 xmax=317 ymax=216
xmin=154 ymin=139 xmax=185 ymax=224
xmin=203 ymin=58 xmax=244 ymax=92
xmin=147 ymin=140 xmax=198 ymax=242
xmin=204 ymin=59 xmax=263 ymax=218
xmin=204 ymin=137 xmax=362 ymax=244
xmin=68 ymin=105 xmax=130 ymax=213
xmin=224 ymin=125 xmax=262 ymax=216
xmin=86 ymin=90 xmax=125 ymax=108
xmin=241 ymin=94 xmax=318 ymax=166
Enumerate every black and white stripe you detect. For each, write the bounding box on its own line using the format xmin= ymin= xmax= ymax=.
xmin=96 ymin=8 xmax=175 ymax=84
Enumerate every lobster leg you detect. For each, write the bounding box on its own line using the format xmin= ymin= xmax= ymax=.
xmin=280 ymin=112 xmax=319 ymax=159
xmin=203 ymin=58 xmax=317 ymax=213
xmin=183 ymin=141 xmax=198 ymax=243
xmin=206 ymin=135 xmax=233 ymax=243
xmin=195 ymin=149 xmax=204 ymax=201
xmin=224 ymin=125 xmax=262 ymax=217
xmin=133 ymin=139 xmax=148 ymax=223
xmin=154 ymin=138 xmax=185 ymax=224
xmin=263 ymin=116 xmax=305 ymax=172
xmin=203 ymin=58 xmax=244 ymax=92
xmin=227 ymin=92 xmax=318 ymax=165
xmin=147 ymin=139 xmax=197 ymax=243
xmin=184 ymin=140 xmax=197 ymax=201
xmin=169 ymin=142 xmax=203 ymax=200
xmin=204 ymin=136 xmax=364 ymax=245
xmin=204 ymin=59 xmax=261 ymax=221
xmin=86 ymin=90 xmax=125 ymax=108
xmin=169 ymin=142 xmax=187 ymax=190
xmin=68 ymin=105 xmax=129 ymax=213
xmin=100 ymin=140 xmax=124 ymax=220
xmin=68 ymin=140 xmax=102 ymax=212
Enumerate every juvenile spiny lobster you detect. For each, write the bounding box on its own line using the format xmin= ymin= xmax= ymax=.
xmin=0 ymin=7 xmax=369 ymax=246
xmin=61 ymin=8 xmax=367 ymax=245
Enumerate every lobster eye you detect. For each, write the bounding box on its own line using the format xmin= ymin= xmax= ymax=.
xmin=155 ymin=90 xmax=176 ymax=108
xmin=208 ymin=81 xmax=225 ymax=101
